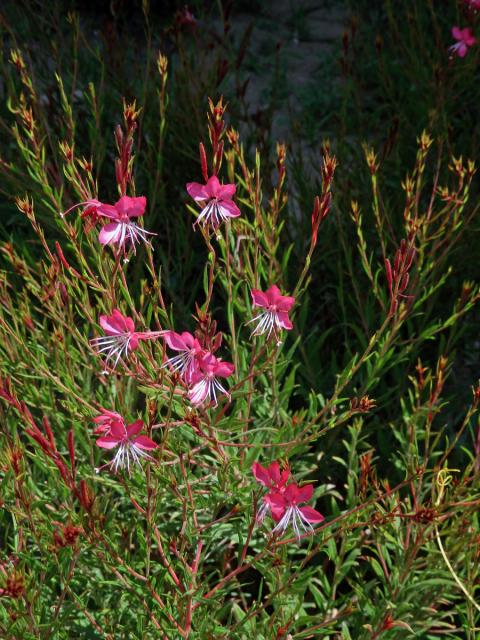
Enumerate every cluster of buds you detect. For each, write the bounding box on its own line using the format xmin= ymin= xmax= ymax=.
xmin=311 ymin=149 xmax=337 ymax=249
xmin=0 ymin=570 xmax=24 ymax=599
xmin=53 ymin=522 xmax=83 ymax=548
xmin=384 ymin=239 xmax=416 ymax=315
xmin=115 ymin=100 xmax=141 ymax=196
xmin=350 ymin=395 xmax=376 ymax=413
xmin=252 ymin=461 xmax=324 ymax=540
xmin=206 ymin=97 xmax=227 ymax=176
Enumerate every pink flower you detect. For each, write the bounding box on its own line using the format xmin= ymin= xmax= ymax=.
xmin=97 ymin=196 xmax=155 ymax=253
xmin=187 ymin=353 xmax=235 ymax=406
xmin=249 ymin=285 xmax=295 ymax=338
xmin=449 ymin=26 xmax=476 ymax=58
xmin=90 ymin=309 xmax=163 ymax=369
xmin=186 ymin=175 xmax=240 ymax=229
xmin=92 ymin=408 xmax=125 ymax=435
xmin=269 ymin=483 xmax=324 ymax=539
xmin=96 ymin=418 xmax=157 ymax=473
xmin=161 ymin=331 xmax=204 ymax=382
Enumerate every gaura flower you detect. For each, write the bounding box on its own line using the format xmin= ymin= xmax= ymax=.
xmin=269 ymin=483 xmax=324 ymax=540
xmin=449 ymin=26 xmax=476 ymax=58
xmin=186 ymin=175 xmax=241 ymax=229
xmin=90 ymin=309 xmax=163 ymax=370
xmin=249 ymin=285 xmax=295 ymax=338
xmin=187 ymin=353 xmax=235 ymax=406
xmin=96 ymin=419 xmax=157 ymax=473
xmin=161 ymin=331 xmax=204 ymax=383
xmin=97 ymin=196 xmax=156 ymax=253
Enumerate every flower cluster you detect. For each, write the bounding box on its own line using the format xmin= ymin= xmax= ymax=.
xmin=63 ymin=136 xmax=315 ymax=543
xmin=162 ymin=330 xmax=235 ymax=406
xmin=252 ymin=461 xmax=324 ymax=539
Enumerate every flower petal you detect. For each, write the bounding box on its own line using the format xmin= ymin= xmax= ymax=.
xmin=251 ymin=289 xmax=269 ymax=308
xmin=186 ymin=181 xmax=209 ymax=201
xmin=277 ymin=310 xmax=293 ymax=331
xmin=298 ymin=506 xmax=324 ymax=524
xmin=265 ymin=285 xmax=282 ymax=306
xmin=217 ymin=182 xmax=236 ymax=199
xmin=217 ymin=200 xmax=241 ymax=218
xmin=99 ymin=222 xmax=123 ymax=245
xmin=133 ymin=435 xmax=158 ymax=450
xmin=126 ymin=420 xmax=144 ymax=438
xmin=96 ymin=436 xmax=120 ymax=449
xmin=97 ymin=203 xmax=120 ymax=220
xmin=252 ymin=462 xmax=270 ymax=486
xmin=295 ymin=484 xmax=314 ymax=503
xmin=214 ymin=361 xmax=235 ymax=378
xmin=205 ymin=175 xmax=221 ymax=197
xmin=116 ymin=195 xmax=146 ymax=218
xmin=452 ymin=25 xmax=462 ymax=40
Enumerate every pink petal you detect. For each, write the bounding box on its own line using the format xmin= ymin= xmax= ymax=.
xmin=217 ymin=183 xmax=236 ymax=199
xmin=299 ymin=506 xmax=325 ymax=524
xmin=99 ymin=314 xmax=122 ymax=335
xmin=277 ymin=296 xmax=295 ymax=312
xmin=96 ymin=436 xmax=120 ymax=449
xmin=452 ymin=26 xmax=462 ymax=40
xmin=133 ymin=435 xmax=158 ymax=450
xmin=205 ymin=175 xmax=221 ymax=197
xmin=129 ymin=335 xmax=140 ymax=351
xmin=266 ymin=492 xmax=287 ymax=521
xmin=265 ymin=285 xmax=282 ymax=306
xmin=188 ymin=380 xmax=209 ymax=405
xmin=295 ymin=484 xmax=314 ymax=503
xmin=180 ymin=332 xmax=198 ymax=349
xmin=163 ymin=330 xmax=188 ymax=351
xmin=458 ymin=43 xmax=468 ymax=57
xmin=186 ymin=182 xmax=209 ymax=201
xmin=277 ymin=310 xmax=293 ymax=331
xmin=112 ymin=309 xmax=131 ymax=332
xmin=115 ymin=195 xmax=146 ymax=218
xmin=126 ymin=420 xmax=144 ymax=438
xmin=217 ymin=200 xmax=241 ymax=218
xmin=251 ymin=289 xmax=269 ymax=308
xmin=213 ymin=361 xmax=235 ymax=378
xmin=98 ymin=222 xmax=123 ymax=245
xmin=97 ymin=203 xmax=120 ymax=220
xmin=267 ymin=461 xmax=281 ymax=485
xmin=110 ymin=421 xmax=126 ymax=439
xmin=252 ymin=462 xmax=270 ymax=486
